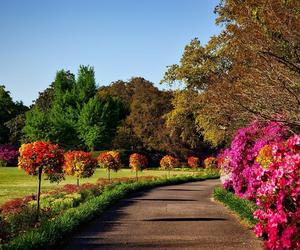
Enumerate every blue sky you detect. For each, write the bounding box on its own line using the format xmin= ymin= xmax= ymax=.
xmin=0 ymin=0 xmax=222 ymax=105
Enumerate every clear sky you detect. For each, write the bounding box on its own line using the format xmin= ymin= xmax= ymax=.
xmin=0 ymin=0 xmax=222 ymax=106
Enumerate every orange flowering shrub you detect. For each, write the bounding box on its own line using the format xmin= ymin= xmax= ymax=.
xmin=97 ymin=151 xmax=122 ymax=172
xmin=204 ymin=156 xmax=218 ymax=169
xmin=160 ymin=155 xmax=179 ymax=171
xmin=129 ymin=153 xmax=148 ymax=171
xmin=64 ymin=151 xmax=97 ymax=180
xmin=187 ymin=156 xmax=201 ymax=169
xmin=18 ymin=141 xmax=64 ymax=182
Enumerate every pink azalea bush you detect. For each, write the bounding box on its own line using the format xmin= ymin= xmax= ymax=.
xmin=218 ymin=120 xmax=289 ymax=199
xmin=0 ymin=144 xmax=19 ymax=166
xmin=218 ymin=119 xmax=300 ymax=249
xmin=253 ymin=135 xmax=300 ymax=249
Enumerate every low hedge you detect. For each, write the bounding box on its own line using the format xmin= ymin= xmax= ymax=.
xmin=2 ymin=173 xmax=219 ymax=250
xmin=213 ymin=186 xmax=257 ymax=227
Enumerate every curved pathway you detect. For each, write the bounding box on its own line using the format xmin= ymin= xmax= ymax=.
xmin=65 ymin=179 xmax=262 ymax=249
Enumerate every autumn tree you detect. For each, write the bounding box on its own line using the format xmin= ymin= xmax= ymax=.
xmin=162 ymin=0 xmax=300 ymax=146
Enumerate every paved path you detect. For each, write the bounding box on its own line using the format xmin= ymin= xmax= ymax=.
xmin=65 ymin=179 xmax=262 ymax=250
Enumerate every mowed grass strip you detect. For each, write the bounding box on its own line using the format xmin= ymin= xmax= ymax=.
xmin=0 ymin=167 xmax=196 ymax=204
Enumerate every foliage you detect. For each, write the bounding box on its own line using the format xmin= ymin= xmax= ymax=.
xmin=187 ymin=156 xmax=200 ymax=169
xmin=0 ymin=145 xmax=19 ymax=166
xmin=97 ymin=151 xmax=122 ymax=172
xmin=0 ymin=85 xmax=28 ymax=145
xmin=162 ymin=0 xmax=300 ymax=146
xmin=18 ymin=141 xmax=64 ymax=182
xmin=213 ymin=187 xmax=258 ymax=227
xmin=253 ymin=135 xmax=300 ymax=249
xmin=23 ymin=66 xmax=127 ymax=150
xmin=101 ymin=77 xmax=202 ymax=159
xmin=63 ymin=151 xmax=97 ymax=179
xmin=203 ymin=157 xmax=217 ymax=169
xmin=160 ymin=155 xmax=179 ymax=171
xmin=218 ymin=120 xmax=289 ymax=199
xmin=129 ymin=153 xmax=148 ymax=172
xmin=77 ymin=95 xmax=128 ymax=151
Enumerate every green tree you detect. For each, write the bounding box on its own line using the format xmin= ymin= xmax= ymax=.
xmin=0 ymin=85 xmax=28 ymax=144
xmin=78 ymin=95 xmax=128 ymax=151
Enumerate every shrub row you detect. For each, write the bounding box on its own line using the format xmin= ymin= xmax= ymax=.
xmin=1 ymin=172 xmax=219 ymax=250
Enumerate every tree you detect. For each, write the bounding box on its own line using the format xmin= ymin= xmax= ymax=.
xmin=0 ymin=85 xmax=28 ymax=144
xmin=129 ymin=153 xmax=148 ymax=180
xmin=162 ymin=0 xmax=300 ymax=146
xmin=18 ymin=141 xmax=64 ymax=220
xmin=78 ymin=95 xmax=128 ymax=150
xmin=24 ymin=66 xmax=127 ymax=150
xmin=63 ymin=150 xmax=97 ymax=186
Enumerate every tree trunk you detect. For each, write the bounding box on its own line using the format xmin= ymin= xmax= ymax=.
xmin=136 ymin=170 xmax=138 ymax=181
xmin=36 ymin=167 xmax=42 ymax=221
xmin=108 ymin=168 xmax=111 ymax=182
xmin=77 ymin=178 xmax=80 ymax=187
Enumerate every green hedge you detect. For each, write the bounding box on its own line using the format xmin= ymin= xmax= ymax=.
xmin=213 ymin=186 xmax=257 ymax=227
xmin=2 ymin=173 xmax=219 ymax=250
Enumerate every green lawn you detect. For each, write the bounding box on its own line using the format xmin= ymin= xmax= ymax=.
xmin=0 ymin=167 xmax=195 ymax=204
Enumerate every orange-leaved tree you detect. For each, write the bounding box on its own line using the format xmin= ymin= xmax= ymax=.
xmin=204 ymin=156 xmax=218 ymax=169
xmin=187 ymin=156 xmax=201 ymax=173
xmin=18 ymin=141 xmax=64 ymax=220
xmin=97 ymin=151 xmax=122 ymax=181
xmin=160 ymin=155 xmax=179 ymax=178
xmin=129 ymin=153 xmax=148 ymax=180
xmin=64 ymin=151 xmax=97 ymax=186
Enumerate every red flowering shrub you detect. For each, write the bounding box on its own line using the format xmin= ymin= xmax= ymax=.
xmin=129 ymin=153 xmax=148 ymax=171
xmin=64 ymin=151 xmax=97 ymax=185
xmin=18 ymin=141 xmax=64 ymax=220
xmin=253 ymin=135 xmax=300 ymax=249
xmin=204 ymin=157 xmax=217 ymax=169
xmin=18 ymin=141 xmax=64 ymax=181
xmin=160 ymin=155 xmax=179 ymax=171
xmin=187 ymin=156 xmax=201 ymax=169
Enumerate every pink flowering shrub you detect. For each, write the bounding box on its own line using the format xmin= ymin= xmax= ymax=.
xmin=253 ymin=135 xmax=300 ymax=249
xmin=0 ymin=144 xmax=19 ymax=166
xmin=218 ymin=120 xmax=289 ymax=199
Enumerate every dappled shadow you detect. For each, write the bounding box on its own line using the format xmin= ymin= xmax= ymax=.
xmin=144 ymin=217 xmax=227 ymax=222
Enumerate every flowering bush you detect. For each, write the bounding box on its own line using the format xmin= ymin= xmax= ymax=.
xmin=97 ymin=151 xmax=122 ymax=180
xmin=203 ymin=156 xmax=217 ymax=169
xmin=253 ymin=135 xmax=300 ymax=249
xmin=187 ymin=156 xmax=201 ymax=169
xmin=160 ymin=155 xmax=179 ymax=172
xmin=0 ymin=144 xmax=19 ymax=166
xmin=64 ymin=151 xmax=97 ymax=185
xmin=18 ymin=141 xmax=64 ymax=182
xmin=129 ymin=153 xmax=148 ymax=172
xmin=218 ymin=120 xmax=289 ymax=199
xmin=18 ymin=141 xmax=64 ymax=221
xmin=97 ymin=151 xmax=122 ymax=172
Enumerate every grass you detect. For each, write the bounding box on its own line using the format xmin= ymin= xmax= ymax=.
xmin=1 ymin=173 xmax=218 ymax=250
xmin=0 ymin=167 xmax=196 ymax=204
xmin=213 ymin=186 xmax=258 ymax=227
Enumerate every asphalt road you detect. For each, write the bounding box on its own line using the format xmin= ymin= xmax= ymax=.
xmin=65 ymin=179 xmax=262 ymax=250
